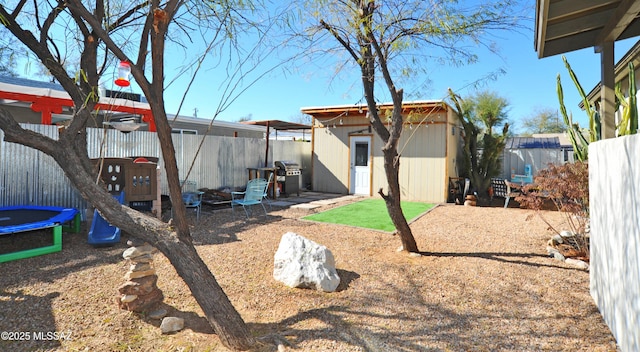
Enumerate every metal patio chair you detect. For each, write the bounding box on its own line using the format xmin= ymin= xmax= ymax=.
xmin=183 ymin=191 xmax=204 ymax=221
xmin=231 ymin=178 xmax=269 ymax=219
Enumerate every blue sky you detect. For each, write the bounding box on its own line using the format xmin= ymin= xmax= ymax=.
xmin=98 ymin=12 xmax=635 ymax=135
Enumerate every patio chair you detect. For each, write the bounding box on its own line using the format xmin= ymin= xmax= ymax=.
xmin=490 ymin=178 xmax=521 ymax=208
xmin=231 ymin=178 xmax=269 ymax=219
xmin=182 ymin=191 xmax=204 ymax=221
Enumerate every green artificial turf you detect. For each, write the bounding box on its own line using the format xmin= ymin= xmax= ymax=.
xmin=302 ymin=199 xmax=435 ymax=232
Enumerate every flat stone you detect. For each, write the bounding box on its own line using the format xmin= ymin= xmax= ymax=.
xmin=125 ymin=268 xmax=156 ymax=280
xmin=123 ymin=244 xmax=156 ymax=260
xmin=129 ymin=254 xmax=154 ymax=263
xmin=291 ymin=203 xmax=321 ymax=210
xmin=160 ymin=317 xmax=184 ymax=334
xmin=148 ymin=308 xmax=168 ymax=320
xmin=130 ymin=262 xmax=152 ymax=272
xmin=117 ymin=287 xmax=163 ymax=312
xmin=309 ymin=199 xmax=339 ymax=205
xmin=118 ymin=275 xmax=158 ymax=296
xmin=270 ymin=201 xmax=295 ymax=207
xmin=565 ymin=258 xmax=590 ymax=271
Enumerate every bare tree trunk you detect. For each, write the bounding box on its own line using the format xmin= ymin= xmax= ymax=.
xmin=378 ymin=148 xmax=419 ymax=253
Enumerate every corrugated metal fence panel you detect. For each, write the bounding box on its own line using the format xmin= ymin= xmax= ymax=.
xmin=0 ymin=124 xmax=87 ymax=211
xmin=87 ymin=128 xmax=161 ymax=159
xmin=2 ymin=125 xmax=309 ymax=211
xmin=161 ymin=134 xmax=268 ymax=193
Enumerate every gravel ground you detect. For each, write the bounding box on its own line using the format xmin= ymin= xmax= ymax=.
xmin=0 ymin=197 xmax=619 ymax=351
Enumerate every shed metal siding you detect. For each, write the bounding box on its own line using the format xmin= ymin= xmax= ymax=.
xmin=312 ymin=123 xmax=351 ymax=194
xmin=373 ymin=122 xmax=448 ymax=202
xmin=312 ymin=108 xmax=457 ymax=202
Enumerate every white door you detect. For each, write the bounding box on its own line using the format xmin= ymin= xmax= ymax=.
xmin=350 ymin=136 xmax=371 ymax=195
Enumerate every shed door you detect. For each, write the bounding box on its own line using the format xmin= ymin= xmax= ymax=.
xmin=350 ymin=136 xmax=371 ymax=195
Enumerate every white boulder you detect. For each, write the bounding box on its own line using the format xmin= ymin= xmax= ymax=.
xmin=273 ymin=232 xmax=340 ymax=292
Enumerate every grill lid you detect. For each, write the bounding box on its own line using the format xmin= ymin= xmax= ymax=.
xmin=275 ymin=160 xmax=299 ymax=169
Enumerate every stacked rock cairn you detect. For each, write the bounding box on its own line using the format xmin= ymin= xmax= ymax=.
xmin=117 ymin=240 xmax=164 ymax=312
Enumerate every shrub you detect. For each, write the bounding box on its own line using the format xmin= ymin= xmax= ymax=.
xmin=516 ymin=162 xmax=589 ymax=258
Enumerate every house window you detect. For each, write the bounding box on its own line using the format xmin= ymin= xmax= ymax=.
xmin=171 ymin=129 xmax=197 ymax=135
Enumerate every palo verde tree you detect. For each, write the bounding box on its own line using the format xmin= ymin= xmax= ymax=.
xmin=448 ymin=89 xmax=510 ymax=199
xmin=295 ymin=0 xmax=523 ymax=252
xmin=0 ymin=1 xmax=270 ymax=350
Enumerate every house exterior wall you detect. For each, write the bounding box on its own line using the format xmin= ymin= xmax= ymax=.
xmin=311 ymin=108 xmax=460 ymax=202
xmin=1 ymin=105 xmax=43 ymax=124
xmin=589 ymin=134 xmax=640 ymax=352
xmin=169 ymin=118 xmax=265 ymax=138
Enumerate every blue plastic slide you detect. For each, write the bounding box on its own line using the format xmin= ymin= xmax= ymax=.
xmin=88 ymin=191 xmax=125 ymax=246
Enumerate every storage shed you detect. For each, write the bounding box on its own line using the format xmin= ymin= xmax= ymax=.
xmin=302 ymin=101 xmax=462 ymax=202
xmin=501 ymin=136 xmax=570 ymax=182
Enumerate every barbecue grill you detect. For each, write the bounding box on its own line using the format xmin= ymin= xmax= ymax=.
xmin=275 ymin=160 xmax=301 ymax=196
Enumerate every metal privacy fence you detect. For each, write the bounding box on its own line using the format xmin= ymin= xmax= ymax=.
xmin=0 ymin=124 xmax=311 ymax=214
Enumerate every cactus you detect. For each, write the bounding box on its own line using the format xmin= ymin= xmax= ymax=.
xmin=557 ymin=56 xmax=604 ymax=161
xmin=630 ymin=62 xmax=637 ymax=134
xmin=614 ymin=62 xmax=638 ymax=136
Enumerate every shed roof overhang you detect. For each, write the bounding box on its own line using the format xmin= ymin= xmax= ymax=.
xmin=300 ymin=100 xmax=448 ymax=119
xmin=535 ymin=0 xmax=640 ymax=59
xmin=535 ymin=0 xmax=640 ymax=138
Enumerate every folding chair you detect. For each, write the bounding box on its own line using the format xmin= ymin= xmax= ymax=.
xmin=231 ymin=178 xmax=269 ymax=219
xmin=173 ymin=191 xmax=204 ymax=221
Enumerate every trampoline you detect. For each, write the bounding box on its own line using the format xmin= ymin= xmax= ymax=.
xmin=0 ymin=205 xmax=81 ymax=263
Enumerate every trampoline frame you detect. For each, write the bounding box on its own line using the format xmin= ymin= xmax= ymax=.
xmin=0 ymin=206 xmax=81 ymax=263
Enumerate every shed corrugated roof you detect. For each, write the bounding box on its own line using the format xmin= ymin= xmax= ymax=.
xmin=505 ymin=137 xmax=561 ymax=149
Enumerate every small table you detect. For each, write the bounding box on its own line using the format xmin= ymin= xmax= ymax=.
xmin=247 ymin=167 xmax=278 ymax=198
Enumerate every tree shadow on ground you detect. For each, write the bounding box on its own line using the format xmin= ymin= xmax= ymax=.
xmin=419 ymin=251 xmax=587 ymax=271
xmin=0 ymin=226 xmax=125 ymax=288
xmin=249 ymin=266 xmax=611 ymax=351
xmin=138 ymin=303 xmax=214 ymax=335
xmin=190 ymin=211 xmax=285 ymax=246
xmin=0 ymin=290 xmax=62 ymax=351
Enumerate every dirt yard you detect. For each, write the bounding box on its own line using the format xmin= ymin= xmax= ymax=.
xmin=0 ymin=198 xmax=618 ymax=351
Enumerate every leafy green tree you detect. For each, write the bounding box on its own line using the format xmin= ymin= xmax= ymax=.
xmin=521 ymin=107 xmax=565 ymax=135
xmin=449 ymin=89 xmax=510 ymax=199
xmin=295 ymin=0 xmax=523 ymax=253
